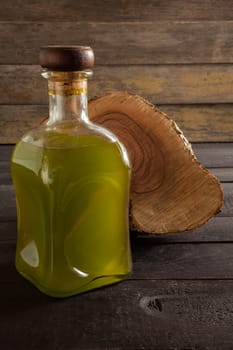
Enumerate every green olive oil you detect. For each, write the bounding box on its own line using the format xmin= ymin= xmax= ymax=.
xmin=11 ymin=132 xmax=131 ymax=297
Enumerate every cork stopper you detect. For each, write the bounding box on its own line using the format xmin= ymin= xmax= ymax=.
xmin=39 ymin=46 xmax=94 ymax=71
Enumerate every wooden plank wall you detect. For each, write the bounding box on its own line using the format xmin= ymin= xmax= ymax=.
xmin=0 ymin=0 xmax=233 ymax=143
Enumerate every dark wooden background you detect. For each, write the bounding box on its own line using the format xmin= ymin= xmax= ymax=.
xmin=0 ymin=0 xmax=233 ymax=143
xmin=1 ymin=1 xmax=233 ymax=349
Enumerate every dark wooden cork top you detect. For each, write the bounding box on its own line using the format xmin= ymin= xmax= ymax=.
xmin=39 ymin=46 xmax=94 ymax=71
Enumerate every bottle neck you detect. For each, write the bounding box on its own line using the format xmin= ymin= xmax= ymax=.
xmin=42 ymin=70 xmax=91 ymax=125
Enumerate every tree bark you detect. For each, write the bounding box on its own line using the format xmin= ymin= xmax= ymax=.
xmin=89 ymin=92 xmax=223 ymax=234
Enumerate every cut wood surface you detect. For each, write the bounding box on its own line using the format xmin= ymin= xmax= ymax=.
xmin=89 ymin=92 xmax=223 ymax=233
xmin=1 ymin=104 xmax=233 ymax=143
xmin=1 ymin=65 xmax=233 ymax=105
xmin=1 ymin=22 xmax=233 ymax=64
xmin=1 ymin=0 xmax=232 ymax=21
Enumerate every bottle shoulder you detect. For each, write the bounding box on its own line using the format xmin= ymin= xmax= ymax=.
xmin=20 ymin=120 xmax=117 ymax=145
xmin=14 ymin=120 xmax=131 ymax=167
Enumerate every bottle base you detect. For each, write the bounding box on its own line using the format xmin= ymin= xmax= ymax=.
xmin=16 ymin=265 xmax=130 ymax=298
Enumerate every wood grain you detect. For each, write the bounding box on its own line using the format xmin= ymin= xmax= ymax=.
xmin=0 ymin=145 xmax=13 ymax=160
xmin=160 ymin=104 xmax=233 ymax=142
xmin=4 ymin=232 xmax=233 ymax=281
xmin=0 ymin=229 xmax=231 ymax=279
xmin=1 ymin=182 xmax=231 ymax=222
xmin=131 ymin=241 xmax=233 ymax=279
xmin=3 ymin=236 xmax=233 ymax=281
xmin=0 ymin=105 xmax=45 ymax=144
xmin=1 ymin=22 xmax=233 ymax=64
xmin=2 ymin=217 xmax=233 ymax=244
xmin=220 ymin=183 xmax=233 ymax=217
xmin=1 ymin=0 xmax=233 ymax=21
xmin=1 ymin=65 xmax=233 ymax=105
xmin=1 ymin=135 xmax=232 ymax=224
xmin=192 ymin=143 xmax=233 ymax=168
xmin=1 ymin=276 xmax=233 ymax=349
xmin=0 ymin=180 xmax=231 ymax=222
xmin=2 ymin=136 xmax=232 ymax=225
xmin=146 ymin=217 xmax=233 ymax=243
xmin=2 ymin=144 xmax=233 ymax=168
xmin=89 ymin=92 xmax=223 ymax=233
xmin=0 ymin=185 xmax=16 ymax=220
xmin=1 ymin=104 xmax=233 ymax=143
xmin=3 ymin=163 xmax=225 ymax=185
xmin=210 ymin=168 xmax=233 ymax=182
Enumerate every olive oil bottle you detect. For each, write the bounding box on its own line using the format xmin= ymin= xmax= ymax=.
xmin=11 ymin=46 xmax=132 ymax=297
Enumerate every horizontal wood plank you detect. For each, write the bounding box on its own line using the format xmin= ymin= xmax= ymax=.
xmin=1 ymin=104 xmax=233 ymax=143
xmin=1 ymin=65 xmax=233 ymax=105
xmin=3 ymin=238 xmax=233 ymax=280
xmin=0 ymin=145 xmax=13 ymax=160
xmin=210 ymin=168 xmax=233 ymax=182
xmin=2 ymin=238 xmax=233 ymax=281
xmin=1 ymin=144 xmax=232 ymax=223
xmin=4 ymin=143 xmax=232 ymax=168
xmin=1 ymin=0 xmax=233 ymax=21
xmin=0 ymin=182 xmax=232 ymax=221
xmin=192 ymin=143 xmax=233 ymax=168
xmin=0 ymin=164 xmax=12 ymax=185
xmin=4 ymin=233 xmax=233 ymax=280
xmin=0 ymin=185 xmax=16 ymax=220
xmin=160 ymin=104 xmax=233 ymax=142
xmin=0 ymin=105 xmax=45 ymax=144
xmin=138 ymin=217 xmax=233 ymax=243
xmin=0 ymin=221 xmax=16 ymax=241
xmin=1 ymin=22 xmax=233 ymax=64
xmin=2 ymin=217 xmax=233 ymax=244
xmin=2 ymin=162 xmax=232 ymax=185
xmin=1 ymin=277 xmax=233 ymax=349
xmin=1 ymin=143 xmax=233 ymax=169
xmin=220 ymin=183 xmax=233 ymax=217
xmin=131 ymin=241 xmax=233 ymax=279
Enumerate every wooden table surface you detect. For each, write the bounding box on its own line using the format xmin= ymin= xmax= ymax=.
xmin=1 ymin=142 xmax=233 ymax=350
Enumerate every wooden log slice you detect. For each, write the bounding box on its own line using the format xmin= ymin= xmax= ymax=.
xmin=89 ymin=92 xmax=223 ymax=234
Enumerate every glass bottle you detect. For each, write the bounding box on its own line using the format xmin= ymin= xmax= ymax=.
xmin=11 ymin=46 xmax=132 ymax=297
